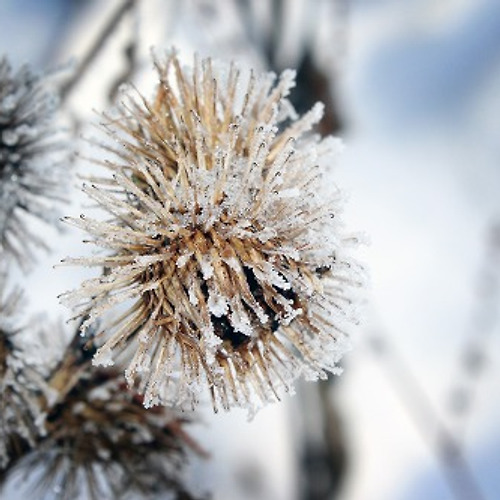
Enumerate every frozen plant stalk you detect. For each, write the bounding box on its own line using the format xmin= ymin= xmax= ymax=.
xmin=61 ymin=51 xmax=363 ymax=414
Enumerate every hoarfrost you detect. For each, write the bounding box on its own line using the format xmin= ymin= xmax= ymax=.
xmin=199 ymin=255 xmax=214 ymax=279
xmin=176 ymin=252 xmax=192 ymax=268
xmin=207 ymin=290 xmax=228 ymax=317
xmin=188 ymin=284 xmax=199 ymax=306
xmin=93 ymin=346 xmax=115 ymax=367
xmin=229 ymin=307 xmax=253 ymax=337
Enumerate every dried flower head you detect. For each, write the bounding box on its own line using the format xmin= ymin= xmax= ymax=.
xmin=0 ymin=57 xmax=66 ymax=264
xmin=61 ymin=51 xmax=363 ymax=414
xmin=21 ymin=345 xmax=202 ymax=500
xmin=0 ymin=275 xmax=46 ymax=470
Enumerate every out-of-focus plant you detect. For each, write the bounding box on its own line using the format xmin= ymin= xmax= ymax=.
xmin=0 ymin=58 xmax=67 ymax=266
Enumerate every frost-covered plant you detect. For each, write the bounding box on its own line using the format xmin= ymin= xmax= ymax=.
xmin=61 ymin=51 xmax=363 ymax=414
xmin=0 ymin=57 xmax=66 ymax=264
xmin=0 ymin=275 xmax=47 ymax=470
xmin=1 ymin=329 xmax=202 ymax=500
xmin=22 ymin=353 xmax=201 ymax=500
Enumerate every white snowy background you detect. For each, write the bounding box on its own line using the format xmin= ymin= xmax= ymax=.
xmin=1 ymin=0 xmax=499 ymax=499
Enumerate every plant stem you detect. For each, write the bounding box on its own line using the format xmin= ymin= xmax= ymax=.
xmin=368 ymin=332 xmax=486 ymax=500
xmin=60 ymin=0 xmax=137 ymax=101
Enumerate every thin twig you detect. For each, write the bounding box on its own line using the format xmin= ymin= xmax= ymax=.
xmin=266 ymin=0 xmax=284 ymax=69
xmin=61 ymin=0 xmax=137 ymax=101
xmin=448 ymin=221 xmax=500 ymax=440
xmin=367 ymin=332 xmax=486 ymax=500
xmin=234 ymin=0 xmax=258 ymax=49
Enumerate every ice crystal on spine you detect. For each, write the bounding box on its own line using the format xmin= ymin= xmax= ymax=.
xmin=0 ymin=57 xmax=66 ymax=264
xmin=61 ymin=51 xmax=363 ymax=414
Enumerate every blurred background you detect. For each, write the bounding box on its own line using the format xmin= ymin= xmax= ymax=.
xmin=1 ymin=0 xmax=500 ymax=499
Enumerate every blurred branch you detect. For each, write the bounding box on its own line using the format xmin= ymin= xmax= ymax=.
xmin=61 ymin=0 xmax=137 ymax=101
xmin=367 ymin=332 xmax=486 ymax=500
xmin=447 ymin=220 xmax=500 ymax=439
xmin=266 ymin=0 xmax=284 ymax=69
xmin=234 ymin=0 xmax=345 ymax=134
xmin=293 ymin=49 xmax=343 ymax=135
xmin=234 ymin=0 xmax=257 ymax=48
xmin=107 ymin=39 xmax=138 ymax=103
xmin=297 ymin=380 xmax=346 ymax=500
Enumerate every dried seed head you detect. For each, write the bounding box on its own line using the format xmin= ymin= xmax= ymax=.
xmin=0 ymin=57 xmax=67 ymax=265
xmin=22 ymin=360 xmax=200 ymax=500
xmin=0 ymin=275 xmax=47 ymax=469
xmin=62 ymin=51 xmax=364 ymax=415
